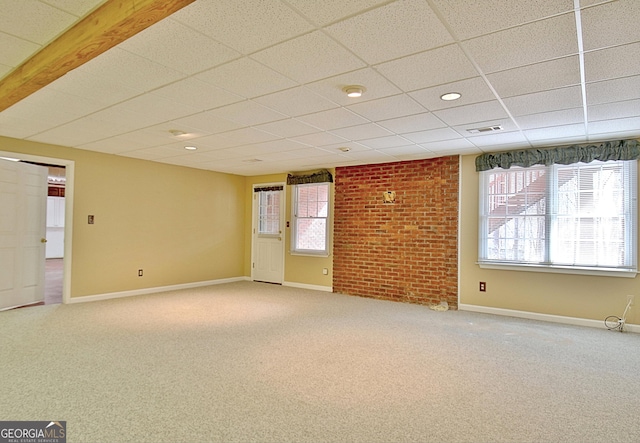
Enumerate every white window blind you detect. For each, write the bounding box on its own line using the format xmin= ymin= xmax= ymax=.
xmin=292 ymin=183 xmax=329 ymax=255
xmin=479 ymin=160 xmax=637 ymax=273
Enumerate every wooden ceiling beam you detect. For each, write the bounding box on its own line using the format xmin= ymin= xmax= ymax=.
xmin=0 ymin=0 xmax=196 ymax=113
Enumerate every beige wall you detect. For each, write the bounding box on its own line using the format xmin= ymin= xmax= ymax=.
xmin=244 ymin=173 xmax=334 ymax=288
xmin=459 ymin=154 xmax=640 ymax=324
xmin=1 ymin=136 xmax=245 ymax=298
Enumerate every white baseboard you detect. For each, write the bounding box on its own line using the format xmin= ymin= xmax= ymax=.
xmin=458 ymin=303 xmax=639 ymax=333
xmin=283 ymin=281 xmax=333 ymax=292
xmin=67 ymin=276 xmax=250 ymax=304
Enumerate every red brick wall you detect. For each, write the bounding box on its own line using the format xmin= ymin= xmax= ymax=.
xmin=333 ymin=156 xmax=459 ymax=308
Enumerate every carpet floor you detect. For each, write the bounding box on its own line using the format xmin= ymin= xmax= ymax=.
xmin=1 ymin=281 xmax=639 ymax=443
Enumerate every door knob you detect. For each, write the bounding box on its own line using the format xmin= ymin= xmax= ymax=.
xmin=41 ymin=238 xmax=47 ymax=243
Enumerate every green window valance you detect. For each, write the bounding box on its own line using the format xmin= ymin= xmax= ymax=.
xmin=475 ymin=139 xmax=640 ymax=172
xmin=286 ymin=169 xmax=333 ymax=185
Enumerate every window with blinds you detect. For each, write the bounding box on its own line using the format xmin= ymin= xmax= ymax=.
xmin=478 ymin=160 xmax=637 ymax=274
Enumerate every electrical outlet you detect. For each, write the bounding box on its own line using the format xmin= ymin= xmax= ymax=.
xmin=138 ymin=269 xmax=143 ymax=277
xmin=479 ymin=282 xmax=486 ymax=292
xmin=627 ymin=294 xmax=635 ymax=305
xmin=322 ymin=268 xmax=328 ymax=275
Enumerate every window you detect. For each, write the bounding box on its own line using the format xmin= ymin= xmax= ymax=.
xmin=479 ymin=160 xmax=637 ymax=274
xmin=257 ymin=190 xmax=281 ymax=235
xmin=292 ymin=183 xmax=330 ymax=255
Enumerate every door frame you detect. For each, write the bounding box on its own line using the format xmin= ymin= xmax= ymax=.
xmin=251 ymin=182 xmax=286 ymax=284
xmin=0 ymin=150 xmax=74 ymax=305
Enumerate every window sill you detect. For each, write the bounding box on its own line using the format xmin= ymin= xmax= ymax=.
xmin=290 ymin=250 xmax=329 ymax=258
xmin=477 ymin=262 xmax=637 ymax=278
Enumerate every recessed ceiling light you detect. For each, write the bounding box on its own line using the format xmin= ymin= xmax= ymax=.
xmin=169 ymin=129 xmax=187 ymax=137
xmin=184 ymin=146 xmax=197 ymax=151
xmin=343 ymin=85 xmax=366 ymax=98
xmin=440 ymin=92 xmax=461 ymax=101
xmin=338 ymin=146 xmax=351 ymax=152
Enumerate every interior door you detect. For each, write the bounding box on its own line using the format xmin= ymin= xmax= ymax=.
xmin=252 ymin=185 xmax=285 ymax=284
xmin=0 ymin=159 xmax=48 ymax=310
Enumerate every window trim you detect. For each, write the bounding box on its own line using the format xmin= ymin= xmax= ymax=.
xmin=478 ymin=159 xmax=637 ymax=276
xmin=291 ymin=182 xmax=330 ymax=257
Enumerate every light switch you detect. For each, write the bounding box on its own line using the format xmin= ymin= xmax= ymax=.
xmin=88 ymin=215 xmax=94 ymax=224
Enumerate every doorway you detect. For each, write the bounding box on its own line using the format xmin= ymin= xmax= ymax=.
xmin=0 ymin=150 xmax=74 ymax=306
xmin=252 ymin=184 xmax=285 ymax=284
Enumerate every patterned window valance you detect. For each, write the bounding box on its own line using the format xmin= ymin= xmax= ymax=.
xmin=475 ymin=139 xmax=640 ymax=172
xmin=286 ymin=169 xmax=333 ymax=185
xmin=254 ymin=185 xmax=283 ymax=192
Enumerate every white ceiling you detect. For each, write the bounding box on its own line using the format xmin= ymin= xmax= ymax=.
xmin=0 ymin=0 xmax=639 ymax=176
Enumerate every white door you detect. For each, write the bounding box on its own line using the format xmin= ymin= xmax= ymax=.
xmin=252 ymin=185 xmax=285 ymax=284
xmin=0 ymin=159 xmax=48 ymax=310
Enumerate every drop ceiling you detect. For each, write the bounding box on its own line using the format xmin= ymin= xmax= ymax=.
xmin=0 ymin=0 xmax=639 ymax=176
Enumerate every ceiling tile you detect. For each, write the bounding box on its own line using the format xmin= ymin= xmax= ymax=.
xmin=1 ymin=87 xmax=106 ymax=127
xmin=325 ymin=0 xmax=453 ymax=64
xmin=290 ymin=132 xmax=349 ymax=147
xmin=46 ymin=68 xmax=140 ymax=106
xmin=581 ymin=0 xmax=640 ymax=51
xmin=209 ymin=101 xmax=288 ymax=126
xmin=253 ymin=86 xmax=338 ymax=117
xmin=376 ymin=112 xmax=446 ymax=134
xmin=214 ymin=127 xmax=279 ymax=148
xmin=524 ymin=123 xmax=586 ymax=141
xmin=468 ymin=131 xmax=529 ymax=148
xmin=196 ymin=58 xmax=297 ymax=99
xmin=119 ymin=19 xmax=240 ymax=75
xmin=586 ymin=75 xmax=640 ymax=105
xmin=76 ymin=48 xmax=186 ymax=92
xmin=150 ymin=78 xmax=243 ymax=111
xmin=0 ymin=0 xmax=76 ymax=44
xmin=251 ymin=31 xmax=366 ymax=84
xmin=253 ymin=119 xmax=320 ymax=138
xmin=0 ymin=32 xmax=40 ymax=67
xmin=503 ymin=86 xmax=583 ymax=116
xmin=285 ymin=0 xmax=388 ymax=26
xmin=41 ymin=0 xmax=105 ymax=16
xmin=377 ymin=144 xmax=429 ymax=156
xmin=77 ymin=135 xmax=149 ymax=155
xmin=431 ymin=0 xmax=574 ymax=40
xmin=402 ymin=127 xmax=462 ymax=144
xmin=375 ymin=44 xmax=479 ymax=92
xmin=330 ymin=123 xmax=393 ymax=141
xmin=588 ymin=99 xmax=640 ymax=121
xmin=297 ymin=108 xmax=369 ymax=131
xmin=358 ymin=135 xmax=414 ymax=149
xmin=433 ymin=101 xmax=508 ymax=126
xmin=123 ymin=144 xmax=189 ymax=161
xmin=112 ymin=95 xmax=200 ymax=126
xmin=464 ymin=13 xmax=577 ymax=74
xmin=588 ymin=117 xmax=640 ymax=135
xmin=409 ymin=77 xmax=497 ymax=112
xmin=0 ymin=114 xmax=53 ymax=139
xmin=487 ymin=56 xmax=581 ymax=98
xmin=417 ymin=138 xmax=477 ymax=153
xmin=347 ymin=94 xmax=426 ymax=121
xmin=515 ymin=108 xmax=585 ymax=130
xmin=171 ymin=0 xmax=313 ymax=54
xmin=171 ymin=111 xmax=242 ymax=135
xmin=584 ymin=42 xmax=640 ymax=83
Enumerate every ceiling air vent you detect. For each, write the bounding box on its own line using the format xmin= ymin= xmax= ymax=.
xmin=466 ymin=125 xmax=503 ymax=134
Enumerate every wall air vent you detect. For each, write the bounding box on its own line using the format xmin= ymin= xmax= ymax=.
xmin=466 ymin=125 xmax=503 ymax=134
